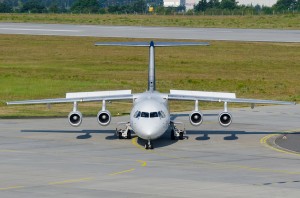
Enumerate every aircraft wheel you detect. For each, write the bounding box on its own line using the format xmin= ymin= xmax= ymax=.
xmin=127 ymin=130 xmax=132 ymax=139
xmin=179 ymin=132 xmax=184 ymax=140
xmin=171 ymin=129 xmax=175 ymax=140
xmin=118 ymin=132 xmax=123 ymax=139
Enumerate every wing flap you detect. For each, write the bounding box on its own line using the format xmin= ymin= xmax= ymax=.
xmin=66 ymin=90 xmax=131 ymax=99
xmin=170 ymin=90 xmax=236 ymax=99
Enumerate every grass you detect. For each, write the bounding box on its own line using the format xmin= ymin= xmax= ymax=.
xmin=0 ymin=13 xmax=300 ymax=29
xmin=0 ymin=34 xmax=299 ymax=118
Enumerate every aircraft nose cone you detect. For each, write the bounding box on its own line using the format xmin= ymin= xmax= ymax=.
xmin=134 ymin=119 xmax=167 ymax=140
xmin=143 ymin=127 xmax=157 ymax=139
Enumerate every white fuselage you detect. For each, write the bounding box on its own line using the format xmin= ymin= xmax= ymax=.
xmin=130 ymin=91 xmax=170 ymax=140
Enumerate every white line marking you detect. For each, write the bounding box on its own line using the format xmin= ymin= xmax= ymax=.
xmin=0 ymin=28 xmax=80 ymax=32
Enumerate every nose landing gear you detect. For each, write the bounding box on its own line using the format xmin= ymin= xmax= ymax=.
xmin=145 ymin=140 xmax=153 ymax=150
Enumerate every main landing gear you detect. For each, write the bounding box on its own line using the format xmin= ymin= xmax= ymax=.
xmin=116 ymin=122 xmax=132 ymax=139
xmin=170 ymin=122 xmax=186 ymax=140
xmin=145 ymin=140 xmax=153 ymax=150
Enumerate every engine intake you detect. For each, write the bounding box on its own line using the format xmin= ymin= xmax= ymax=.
xmin=97 ymin=110 xmax=111 ymax=126
xmin=219 ymin=112 xmax=232 ymax=127
xmin=68 ymin=111 xmax=82 ymax=127
xmin=189 ymin=111 xmax=203 ymax=126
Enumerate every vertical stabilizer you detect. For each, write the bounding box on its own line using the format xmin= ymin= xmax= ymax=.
xmin=148 ymin=41 xmax=155 ymax=92
xmin=94 ymin=41 xmax=209 ymax=92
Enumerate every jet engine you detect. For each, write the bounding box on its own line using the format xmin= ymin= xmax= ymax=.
xmin=68 ymin=111 xmax=82 ymax=127
xmin=218 ymin=112 xmax=232 ymax=127
xmin=189 ymin=111 xmax=203 ymax=126
xmin=97 ymin=110 xmax=111 ymax=126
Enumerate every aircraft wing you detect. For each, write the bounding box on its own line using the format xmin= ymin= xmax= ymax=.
xmin=7 ymin=90 xmax=133 ymax=105
xmin=168 ymin=90 xmax=295 ymax=105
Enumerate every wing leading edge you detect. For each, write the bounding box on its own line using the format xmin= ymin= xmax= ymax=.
xmin=168 ymin=90 xmax=295 ymax=105
xmin=7 ymin=90 xmax=133 ymax=105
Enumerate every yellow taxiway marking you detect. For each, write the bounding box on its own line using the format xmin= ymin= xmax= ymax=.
xmin=109 ymin=159 xmax=147 ymax=176
xmin=109 ymin=168 xmax=135 ymax=176
xmin=260 ymin=130 xmax=300 ymax=157
xmin=131 ymin=137 xmax=146 ymax=151
xmin=0 ymin=185 xmax=25 ymax=191
xmin=49 ymin=177 xmax=94 ymax=185
xmin=137 ymin=160 xmax=147 ymax=167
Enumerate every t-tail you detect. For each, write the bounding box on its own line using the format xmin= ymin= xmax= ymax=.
xmin=95 ymin=41 xmax=210 ymax=92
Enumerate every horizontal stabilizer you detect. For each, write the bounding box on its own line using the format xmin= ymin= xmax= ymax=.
xmin=66 ymin=90 xmax=132 ymax=99
xmin=170 ymin=90 xmax=236 ymax=99
xmin=95 ymin=41 xmax=209 ymax=47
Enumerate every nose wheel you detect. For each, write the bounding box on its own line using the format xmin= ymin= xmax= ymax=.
xmin=145 ymin=140 xmax=153 ymax=150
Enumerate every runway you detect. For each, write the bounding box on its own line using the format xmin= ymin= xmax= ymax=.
xmin=0 ymin=23 xmax=300 ymax=42
xmin=0 ymin=105 xmax=299 ymax=197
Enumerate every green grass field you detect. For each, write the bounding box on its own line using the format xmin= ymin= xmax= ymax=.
xmin=0 ymin=35 xmax=299 ymax=118
xmin=0 ymin=13 xmax=300 ymax=29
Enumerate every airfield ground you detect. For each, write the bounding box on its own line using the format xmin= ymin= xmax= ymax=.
xmin=0 ymin=18 xmax=299 ymax=197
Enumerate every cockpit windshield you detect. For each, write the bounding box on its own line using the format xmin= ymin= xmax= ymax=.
xmin=134 ymin=110 xmax=166 ymax=119
xmin=150 ymin=112 xmax=158 ymax=118
xmin=141 ymin=112 xmax=149 ymax=118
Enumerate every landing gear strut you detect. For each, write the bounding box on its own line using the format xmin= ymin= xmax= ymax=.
xmin=145 ymin=140 xmax=153 ymax=150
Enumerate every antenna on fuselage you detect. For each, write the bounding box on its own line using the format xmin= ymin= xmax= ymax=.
xmin=95 ymin=41 xmax=209 ymax=92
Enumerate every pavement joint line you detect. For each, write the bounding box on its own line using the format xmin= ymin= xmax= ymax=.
xmin=0 ymin=185 xmax=25 ymax=191
xmin=260 ymin=130 xmax=300 ymax=157
xmin=48 ymin=177 xmax=94 ymax=185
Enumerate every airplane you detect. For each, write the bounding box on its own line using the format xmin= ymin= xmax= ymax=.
xmin=7 ymin=41 xmax=295 ymax=149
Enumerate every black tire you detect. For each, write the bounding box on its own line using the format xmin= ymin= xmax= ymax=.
xmin=118 ymin=132 xmax=123 ymax=139
xmin=127 ymin=130 xmax=132 ymax=139
xmin=179 ymin=132 xmax=184 ymax=140
xmin=171 ymin=129 xmax=175 ymax=140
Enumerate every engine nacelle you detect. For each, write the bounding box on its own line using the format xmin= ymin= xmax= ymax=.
xmin=218 ymin=112 xmax=232 ymax=127
xmin=97 ymin=110 xmax=111 ymax=126
xmin=68 ymin=111 xmax=82 ymax=127
xmin=189 ymin=111 xmax=203 ymax=126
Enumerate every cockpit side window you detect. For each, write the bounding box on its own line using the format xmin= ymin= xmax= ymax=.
xmin=158 ymin=111 xmax=166 ymax=118
xmin=134 ymin=111 xmax=141 ymax=118
xmin=150 ymin=112 xmax=158 ymax=118
xmin=141 ymin=112 xmax=149 ymax=118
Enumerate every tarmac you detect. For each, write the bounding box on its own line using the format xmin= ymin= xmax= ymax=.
xmin=0 ymin=105 xmax=299 ymax=197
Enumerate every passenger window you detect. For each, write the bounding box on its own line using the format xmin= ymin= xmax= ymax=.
xmin=134 ymin=111 xmax=141 ymax=118
xmin=150 ymin=112 xmax=158 ymax=118
xmin=141 ymin=112 xmax=149 ymax=118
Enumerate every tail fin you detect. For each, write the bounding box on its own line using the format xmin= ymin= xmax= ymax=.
xmin=95 ymin=41 xmax=209 ymax=92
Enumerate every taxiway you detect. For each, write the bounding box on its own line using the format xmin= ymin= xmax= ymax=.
xmin=0 ymin=23 xmax=299 ymax=42
xmin=0 ymin=105 xmax=299 ymax=197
